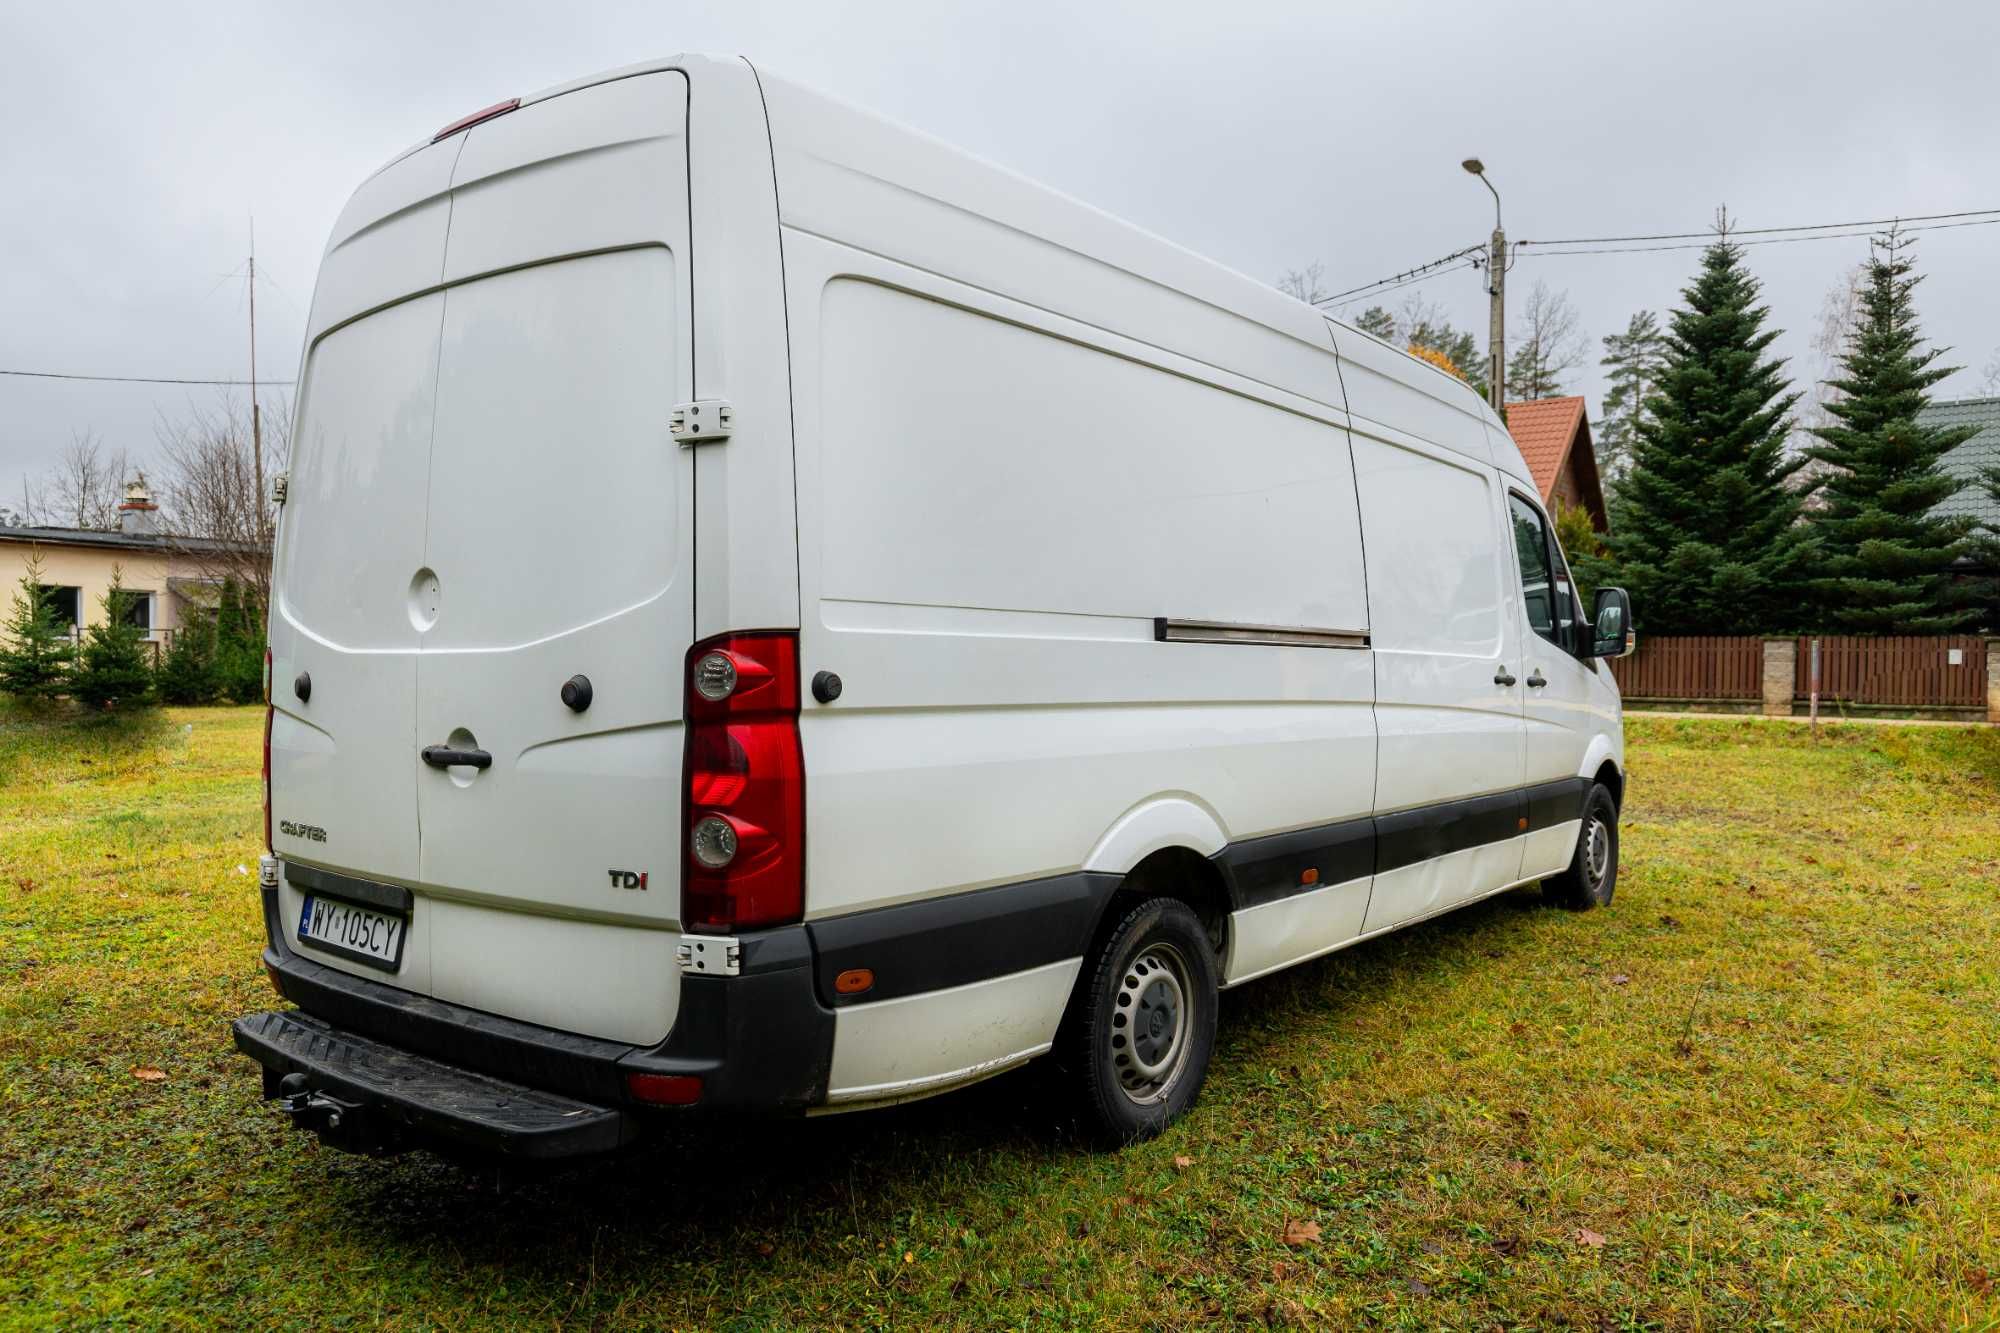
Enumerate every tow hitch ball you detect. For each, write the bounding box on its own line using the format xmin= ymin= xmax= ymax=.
xmin=276 ymin=1072 xmax=363 ymax=1132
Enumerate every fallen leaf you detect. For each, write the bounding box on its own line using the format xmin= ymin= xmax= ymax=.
xmin=1658 ymin=914 xmax=1683 ymax=929
xmin=903 ymin=1251 xmax=915 ymax=1264
xmin=1281 ymin=1219 xmax=1321 ymax=1246
xmin=1508 ymin=1021 xmax=1528 ymax=1036
xmin=132 ymin=1067 xmax=167 ymax=1082
xmin=1891 ymin=1187 xmax=1921 ymax=1208
xmin=1489 ymin=1237 xmax=1521 ymax=1257
xmin=1173 ymin=1155 xmax=1193 ymax=1170
xmin=1967 ymin=1267 xmax=1992 ymax=1296
xmin=1271 ymin=1262 xmax=1287 ymax=1281
xmin=1574 ymin=1227 xmax=1606 ymax=1248
xmin=1406 ymin=1278 xmax=1432 ymax=1297
xmin=751 ymin=1240 xmax=775 ymax=1258
xmin=1610 ymin=973 xmax=1630 ymax=986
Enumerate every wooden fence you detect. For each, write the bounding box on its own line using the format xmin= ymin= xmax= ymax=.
xmin=1608 ymin=635 xmax=1764 ymax=701
xmin=1794 ymin=635 xmax=1987 ymax=708
xmin=1608 ymin=633 xmax=1992 ymax=712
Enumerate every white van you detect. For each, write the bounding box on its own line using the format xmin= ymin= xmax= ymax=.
xmin=234 ymin=54 xmax=1633 ymax=1158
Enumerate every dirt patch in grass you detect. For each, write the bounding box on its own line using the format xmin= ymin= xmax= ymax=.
xmin=2 ymin=709 xmax=1997 ymax=1327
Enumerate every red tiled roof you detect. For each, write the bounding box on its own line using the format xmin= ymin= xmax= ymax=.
xmin=1505 ymin=396 xmax=1587 ymax=499
xmin=1504 ymin=395 xmax=1608 ymax=530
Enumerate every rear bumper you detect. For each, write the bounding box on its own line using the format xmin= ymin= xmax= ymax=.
xmin=237 ymin=880 xmax=834 ymax=1159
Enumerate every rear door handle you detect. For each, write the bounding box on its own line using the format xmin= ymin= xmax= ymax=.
xmin=421 ymin=745 xmax=492 ymax=770
xmin=1493 ymin=667 xmax=1517 ymax=686
xmin=1526 ymin=670 xmax=1547 ymax=688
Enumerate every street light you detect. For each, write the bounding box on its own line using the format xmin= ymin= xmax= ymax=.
xmin=1463 ymin=159 xmax=1505 ymax=409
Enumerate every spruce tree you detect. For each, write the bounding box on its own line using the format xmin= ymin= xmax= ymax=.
xmin=70 ymin=569 xmax=154 ymax=710
xmin=154 ymin=605 xmax=222 ymax=704
xmin=213 ymin=577 xmax=266 ymax=704
xmin=1804 ymin=230 xmax=1978 ymax=632
xmin=1604 ymin=226 xmax=1814 ymax=633
xmin=0 ymin=550 xmax=73 ymax=702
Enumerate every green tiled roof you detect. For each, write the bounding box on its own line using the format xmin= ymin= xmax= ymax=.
xmin=1918 ymin=395 xmax=2000 ymax=531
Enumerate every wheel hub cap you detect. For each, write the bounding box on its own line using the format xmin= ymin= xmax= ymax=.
xmin=1109 ymin=944 xmax=1193 ymax=1106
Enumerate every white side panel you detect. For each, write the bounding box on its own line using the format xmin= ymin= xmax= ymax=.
xmin=1328 ymin=323 xmax=1498 ymax=474
xmin=787 ymin=235 xmax=1376 ymax=922
xmin=826 ymin=959 xmax=1081 ymax=1103
xmin=1522 ymin=819 xmax=1582 ymax=881
xmin=817 ymin=279 xmax=1367 ymax=631
xmin=1363 ymin=838 xmax=1525 ymax=932
xmin=1224 ymin=876 xmax=1373 ymax=985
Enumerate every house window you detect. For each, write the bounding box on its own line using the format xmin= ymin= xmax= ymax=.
xmin=120 ymin=591 xmax=155 ymax=636
xmin=45 ymin=586 xmax=81 ymax=632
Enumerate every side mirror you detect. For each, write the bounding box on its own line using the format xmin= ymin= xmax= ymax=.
xmin=1589 ymin=587 xmax=1635 ymax=659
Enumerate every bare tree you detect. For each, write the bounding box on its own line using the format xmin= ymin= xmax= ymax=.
xmin=1505 ymin=281 xmax=1586 ymax=400
xmin=153 ymin=392 xmax=289 ymax=616
xmin=1277 ymin=262 xmax=1330 ymax=304
xmin=1978 ymin=345 xmax=2000 ymax=396
xmin=22 ymin=431 xmax=130 ymax=529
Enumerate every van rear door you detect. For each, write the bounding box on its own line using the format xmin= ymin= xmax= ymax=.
xmin=270 ymin=141 xmax=459 ymax=893
xmin=411 ymin=75 xmax=695 ymax=1044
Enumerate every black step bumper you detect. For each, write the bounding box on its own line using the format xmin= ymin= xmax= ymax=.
xmin=236 ymin=875 xmax=836 ymax=1160
xmin=233 ymin=1009 xmax=636 ymax=1159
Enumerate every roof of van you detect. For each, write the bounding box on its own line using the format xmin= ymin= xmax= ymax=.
xmin=360 ymin=54 xmax=1532 ymax=488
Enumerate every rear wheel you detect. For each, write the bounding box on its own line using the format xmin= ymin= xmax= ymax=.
xmin=1061 ymin=897 xmax=1218 ymax=1146
xmin=1544 ymin=782 xmax=1619 ymax=910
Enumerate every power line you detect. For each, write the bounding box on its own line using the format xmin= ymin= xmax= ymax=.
xmin=1313 ymin=242 xmax=1486 ymax=309
xmin=1517 ymin=205 xmax=2000 ymax=249
xmin=0 ymin=368 xmax=296 ymax=386
xmin=1516 ymin=214 xmax=2000 ymax=259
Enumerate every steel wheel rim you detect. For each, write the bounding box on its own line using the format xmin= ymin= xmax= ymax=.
xmin=1584 ymin=816 xmax=1611 ymax=887
xmin=1108 ymin=942 xmax=1193 ymax=1106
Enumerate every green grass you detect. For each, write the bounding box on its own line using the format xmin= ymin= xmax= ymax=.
xmin=3 ymin=704 xmax=1999 ymax=1329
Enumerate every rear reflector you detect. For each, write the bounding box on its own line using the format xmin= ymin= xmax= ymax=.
xmin=433 ymin=97 xmax=520 ymax=143
xmin=626 ymin=1072 xmax=703 ymax=1106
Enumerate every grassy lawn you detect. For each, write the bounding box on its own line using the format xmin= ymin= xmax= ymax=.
xmin=3 ymin=704 xmax=1998 ymax=1328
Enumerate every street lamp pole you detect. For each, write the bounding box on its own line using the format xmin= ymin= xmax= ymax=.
xmin=1462 ymin=159 xmax=1505 ymax=412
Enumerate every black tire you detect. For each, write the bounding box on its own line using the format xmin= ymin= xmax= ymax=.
xmin=1544 ymin=781 xmax=1619 ymax=910
xmin=1059 ymin=897 xmax=1219 ymax=1146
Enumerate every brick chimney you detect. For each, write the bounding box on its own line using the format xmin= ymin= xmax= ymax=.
xmin=118 ymin=474 xmax=160 ymax=536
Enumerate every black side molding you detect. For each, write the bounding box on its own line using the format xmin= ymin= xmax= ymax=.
xmin=807 ymin=872 xmax=1121 ymax=1008
xmin=1211 ymin=776 xmax=1597 ymax=914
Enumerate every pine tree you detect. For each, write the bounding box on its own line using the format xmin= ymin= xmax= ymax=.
xmin=1354 ymin=306 xmax=1398 ymax=342
xmin=0 ymin=550 xmax=73 ymax=701
xmin=70 ymin=568 xmax=154 ymax=710
xmin=1597 ymin=311 xmax=1669 ymax=486
xmin=1604 ymin=225 xmax=1815 ymax=633
xmin=1804 ymin=230 xmax=1978 ymax=632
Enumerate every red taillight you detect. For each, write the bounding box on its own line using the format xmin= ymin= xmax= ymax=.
xmin=625 ymin=1072 xmax=703 ymax=1106
xmin=262 ymin=649 xmax=273 ymax=853
xmin=432 ymin=97 xmax=520 ymax=143
xmin=682 ymin=632 xmax=804 ymax=932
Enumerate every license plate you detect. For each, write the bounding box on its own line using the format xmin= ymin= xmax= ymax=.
xmin=298 ymin=894 xmax=408 ymax=971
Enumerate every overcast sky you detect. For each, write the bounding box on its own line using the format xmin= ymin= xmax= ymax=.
xmin=4 ymin=0 xmax=1998 ymax=509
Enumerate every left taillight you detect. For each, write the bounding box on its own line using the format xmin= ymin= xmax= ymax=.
xmin=682 ymin=632 xmax=804 ymax=932
xmin=262 ymin=648 xmax=273 ymax=852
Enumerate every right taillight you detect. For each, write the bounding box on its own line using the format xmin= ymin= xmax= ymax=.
xmin=682 ymin=632 xmax=803 ymax=932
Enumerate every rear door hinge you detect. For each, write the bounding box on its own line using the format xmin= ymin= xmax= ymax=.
xmin=670 ymin=399 xmax=734 ymax=445
xmin=270 ymin=471 xmax=289 ymax=505
xmin=676 ymin=934 xmax=741 ymax=977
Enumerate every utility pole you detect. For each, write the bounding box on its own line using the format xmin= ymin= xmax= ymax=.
xmin=1462 ymin=159 xmax=1505 ymax=412
xmin=246 ymin=219 xmax=265 ymax=546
